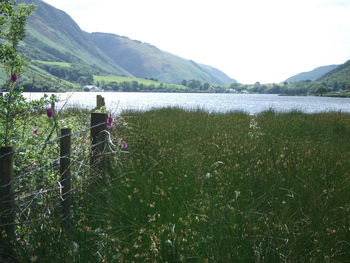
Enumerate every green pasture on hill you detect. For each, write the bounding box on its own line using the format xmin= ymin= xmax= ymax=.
xmin=94 ymin=75 xmax=187 ymax=89
xmin=32 ymin=60 xmax=72 ymax=68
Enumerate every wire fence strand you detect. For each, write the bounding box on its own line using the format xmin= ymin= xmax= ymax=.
xmin=0 ymin=121 xmax=107 ymax=161
xmin=0 ymin=137 xmax=110 ymax=189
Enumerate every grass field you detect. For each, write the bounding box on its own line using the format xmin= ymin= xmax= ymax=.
xmin=32 ymin=60 xmax=71 ymax=68
xmin=94 ymin=75 xmax=187 ymax=89
xmin=12 ymin=108 xmax=350 ymax=262
xmin=84 ymin=108 xmax=350 ymax=262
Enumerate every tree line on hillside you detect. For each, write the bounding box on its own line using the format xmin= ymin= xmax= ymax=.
xmin=96 ymin=79 xmax=236 ymax=93
xmin=92 ymin=81 xmax=180 ymax=92
xmin=249 ymin=81 xmax=350 ymax=95
xmin=223 ymin=80 xmax=350 ymax=96
xmin=33 ymin=62 xmax=94 ymax=85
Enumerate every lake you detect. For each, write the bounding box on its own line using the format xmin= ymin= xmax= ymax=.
xmin=23 ymin=92 xmax=350 ymax=115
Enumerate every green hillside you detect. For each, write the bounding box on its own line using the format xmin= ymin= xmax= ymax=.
xmin=93 ymin=75 xmax=187 ymax=92
xmin=88 ymin=32 xmax=235 ymax=85
xmin=286 ymin=64 xmax=339 ymax=83
xmin=319 ymin=60 xmax=350 ymax=89
xmin=198 ymin=63 xmax=236 ymax=84
xmin=21 ymin=0 xmax=130 ymax=76
xmin=94 ymin=75 xmax=182 ymax=87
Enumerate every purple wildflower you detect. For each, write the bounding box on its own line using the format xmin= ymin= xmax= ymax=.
xmin=120 ymin=141 xmax=128 ymax=148
xmin=46 ymin=108 xmax=54 ymax=118
xmin=10 ymin=73 xmax=18 ymax=83
xmin=107 ymin=115 xmax=113 ymax=127
xmin=32 ymin=129 xmax=39 ymax=135
xmin=30 ymin=162 xmax=38 ymax=168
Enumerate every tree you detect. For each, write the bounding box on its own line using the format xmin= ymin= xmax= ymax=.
xmin=316 ymin=85 xmax=327 ymax=96
xmin=0 ymin=0 xmax=41 ymax=146
xmin=0 ymin=0 xmax=35 ymax=76
xmin=187 ymin=79 xmax=202 ymax=90
xmin=203 ymin=82 xmax=210 ymax=90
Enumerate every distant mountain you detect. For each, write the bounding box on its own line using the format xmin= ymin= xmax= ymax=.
xmin=286 ymin=65 xmax=339 ymax=83
xmin=198 ymin=63 xmax=236 ymax=84
xmin=19 ymin=0 xmax=236 ymax=86
xmin=88 ymin=32 xmax=236 ymax=85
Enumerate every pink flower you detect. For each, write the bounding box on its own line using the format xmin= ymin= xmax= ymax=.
xmin=10 ymin=73 xmax=18 ymax=83
xmin=46 ymin=108 xmax=54 ymax=118
xmin=107 ymin=115 xmax=113 ymax=127
xmin=120 ymin=141 xmax=128 ymax=148
xmin=30 ymin=162 xmax=38 ymax=168
xmin=32 ymin=129 xmax=39 ymax=135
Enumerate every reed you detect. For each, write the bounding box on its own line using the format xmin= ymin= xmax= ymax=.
xmin=84 ymin=108 xmax=350 ymax=262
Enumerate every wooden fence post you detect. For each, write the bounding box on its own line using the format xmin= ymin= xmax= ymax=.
xmin=90 ymin=113 xmax=108 ymax=175
xmin=60 ymin=128 xmax=72 ymax=230
xmin=96 ymin=95 xmax=105 ymax=109
xmin=0 ymin=147 xmax=15 ymax=258
xmin=51 ymin=101 xmax=56 ymax=115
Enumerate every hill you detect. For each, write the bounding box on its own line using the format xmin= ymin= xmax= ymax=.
xmin=21 ymin=0 xmax=131 ymax=76
xmin=319 ymin=60 xmax=350 ymax=89
xmin=285 ymin=64 xmax=338 ymax=83
xmin=16 ymin=0 xmax=236 ymax=90
xmin=88 ymin=32 xmax=236 ymax=85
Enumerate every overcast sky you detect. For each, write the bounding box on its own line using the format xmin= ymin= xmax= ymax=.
xmin=43 ymin=0 xmax=350 ymax=84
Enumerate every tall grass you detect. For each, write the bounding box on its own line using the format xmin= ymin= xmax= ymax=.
xmin=88 ymin=108 xmax=350 ymax=262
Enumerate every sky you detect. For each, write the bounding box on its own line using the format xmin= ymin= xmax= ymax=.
xmin=43 ymin=0 xmax=350 ymax=84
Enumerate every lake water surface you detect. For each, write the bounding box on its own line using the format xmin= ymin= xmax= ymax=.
xmin=23 ymin=92 xmax=350 ymax=115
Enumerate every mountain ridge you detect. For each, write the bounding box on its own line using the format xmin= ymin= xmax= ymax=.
xmin=319 ymin=60 xmax=350 ymax=88
xmin=20 ymin=0 xmax=236 ymax=86
xmin=285 ymin=64 xmax=339 ymax=83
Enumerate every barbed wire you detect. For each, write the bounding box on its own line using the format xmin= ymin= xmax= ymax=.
xmin=0 ymin=163 xmax=120 ymax=228
xmin=0 ymin=146 xmax=119 ymax=230
xmin=0 ymin=137 xmax=112 ymax=189
xmin=0 ymin=145 xmax=113 ymax=221
xmin=0 ymin=121 xmax=108 ymax=161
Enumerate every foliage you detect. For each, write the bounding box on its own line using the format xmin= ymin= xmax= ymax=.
xmin=94 ymin=76 xmax=240 ymax=93
xmin=0 ymin=0 xmax=43 ymax=146
xmin=32 ymin=61 xmax=94 ymax=85
xmin=94 ymin=75 xmax=187 ymax=92
xmin=319 ymin=60 xmax=350 ymax=89
xmin=0 ymin=106 xmax=123 ymax=263
xmin=0 ymin=0 xmax=34 ymax=75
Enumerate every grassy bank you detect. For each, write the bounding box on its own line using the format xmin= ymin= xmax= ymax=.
xmin=11 ymin=108 xmax=350 ymax=262
xmin=86 ymin=108 xmax=350 ymax=262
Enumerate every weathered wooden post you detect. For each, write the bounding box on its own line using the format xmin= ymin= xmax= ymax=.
xmin=60 ymin=128 xmax=72 ymax=230
xmin=90 ymin=113 xmax=108 ymax=175
xmin=96 ymin=95 xmax=105 ymax=110
xmin=51 ymin=101 xmax=56 ymax=115
xmin=0 ymin=147 xmax=15 ymax=258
